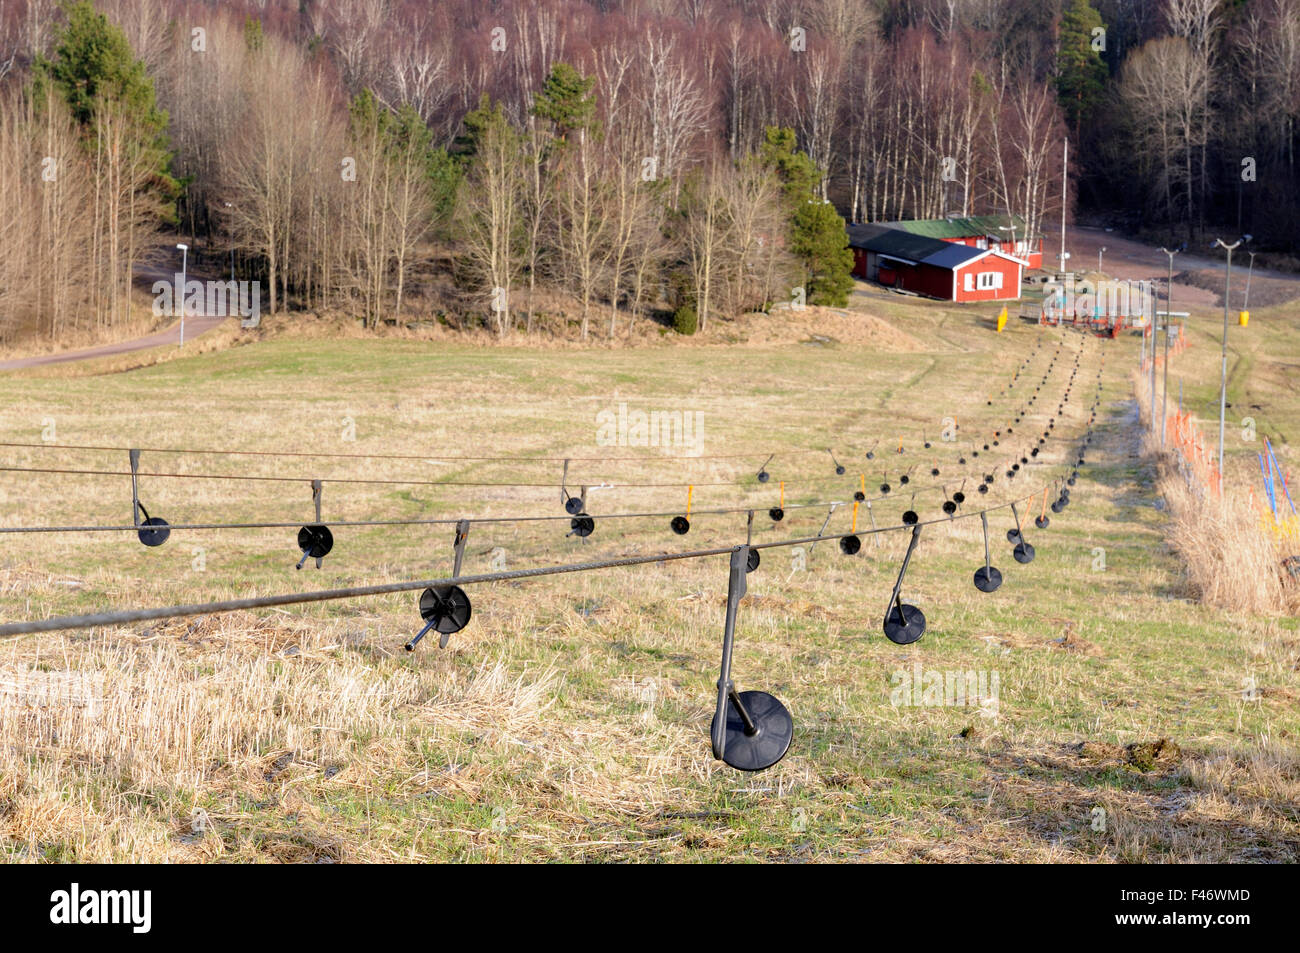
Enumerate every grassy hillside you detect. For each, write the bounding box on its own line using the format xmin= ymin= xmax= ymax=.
xmin=0 ymin=293 xmax=1297 ymax=862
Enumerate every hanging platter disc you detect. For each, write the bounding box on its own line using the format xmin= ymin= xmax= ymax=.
xmin=1013 ymin=541 xmax=1036 ymax=564
xmin=746 ymin=548 xmax=761 ymax=573
xmin=137 ymin=516 xmax=170 ymax=548
xmin=973 ymin=566 xmax=1003 ymax=593
xmin=418 ymin=584 xmax=473 ymax=634
xmin=1006 ymin=528 xmax=1021 ymax=543
xmin=1035 ymin=515 xmax=1050 ymax=529
xmin=840 ymin=534 xmax=861 ymax=555
xmin=564 ymin=497 xmax=584 ymax=516
xmin=769 ymin=506 xmax=784 ymax=522
xmin=570 ymin=515 xmax=595 ymax=537
xmin=298 ymin=524 xmax=333 ymax=558
xmin=711 ymin=690 xmax=793 ymax=772
xmin=884 ymin=604 xmax=926 ymax=645
xmin=670 ymin=516 xmax=690 ymax=535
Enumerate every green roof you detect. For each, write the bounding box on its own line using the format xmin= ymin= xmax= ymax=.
xmin=878 ymin=215 xmax=1031 ymax=240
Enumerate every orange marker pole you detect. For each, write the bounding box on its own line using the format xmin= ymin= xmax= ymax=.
xmin=851 ymin=501 xmax=859 ymax=533
xmin=686 ymin=485 xmax=693 ymax=519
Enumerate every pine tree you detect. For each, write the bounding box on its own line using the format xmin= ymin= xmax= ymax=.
xmin=791 ymin=200 xmax=854 ymax=307
xmin=760 ymin=127 xmax=852 ymax=307
xmin=1057 ymin=0 xmax=1108 ymax=134
xmin=34 ymin=1 xmax=178 ymax=328
xmin=532 ymin=63 xmax=598 ymax=143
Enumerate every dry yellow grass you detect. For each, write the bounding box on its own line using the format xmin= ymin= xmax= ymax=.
xmin=0 ymin=293 xmax=1297 ymax=863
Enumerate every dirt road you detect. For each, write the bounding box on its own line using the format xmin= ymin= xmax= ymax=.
xmin=1065 ymin=226 xmax=1299 ymax=311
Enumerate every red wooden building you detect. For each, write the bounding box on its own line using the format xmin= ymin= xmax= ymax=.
xmin=876 ymin=215 xmax=1044 ymax=269
xmin=847 ymin=224 xmax=1028 ymax=302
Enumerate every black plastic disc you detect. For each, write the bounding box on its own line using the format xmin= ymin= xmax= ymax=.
xmin=418 ymin=584 xmax=472 ymax=634
xmin=1007 ymin=528 xmax=1021 ymax=543
xmin=1050 ymin=500 xmax=1064 ymax=513
xmin=902 ymin=510 xmax=918 ymax=525
xmin=973 ymin=565 xmax=1003 ymax=593
xmin=137 ymin=516 xmax=170 ymax=548
xmin=884 ymin=604 xmax=926 ymax=645
xmin=1013 ymin=541 xmax=1036 ymax=564
xmin=953 ymin=492 xmax=965 ymax=504
xmin=853 ymin=491 xmax=865 ymax=502
xmin=1034 ymin=515 xmax=1050 ymax=529
xmin=747 ymin=548 xmax=761 ymax=573
xmin=900 ymin=475 xmax=910 ymax=485
xmin=757 ymin=470 xmax=770 ymax=484
xmin=671 ymin=516 xmax=690 ymax=535
xmin=564 ymin=497 xmax=584 ymax=516
xmin=570 ymin=515 xmax=595 ymax=537
xmin=880 ymin=483 xmax=891 ymax=494
xmin=835 ymin=465 xmax=846 ymax=475
xmin=978 ymin=484 xmax=988 ymax=494
xmin=298 ymin=524 xmax=333 ymax=558
xmin=712 ymin=690 xmax=793 ymax=772
xmin=942 ymin=500 xmax=957 ymax=515
xmin=840 ymin=534 xmax=861 ymax=555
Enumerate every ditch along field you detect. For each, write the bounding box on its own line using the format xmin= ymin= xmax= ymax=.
xmin=0 ymin=288 xmax=1297 ymax=863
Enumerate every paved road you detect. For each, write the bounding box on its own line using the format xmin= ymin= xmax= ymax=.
xmin=0 ymin=255 xmax=237 ymax=371
xmin=0 ymin=314 xmax=232 ymax=371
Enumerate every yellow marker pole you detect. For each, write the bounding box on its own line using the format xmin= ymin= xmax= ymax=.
xmin=996 ymin=305 xmax=1008 ymax=332
xmin=686 ymin=485 xmax=693 ymax=519
xmin=851 ymin=501 xmax=860 ymax=533
xmin=859 ymin=474 xmax=866 ymax=497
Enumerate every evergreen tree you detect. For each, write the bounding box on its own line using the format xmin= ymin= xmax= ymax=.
xmin=759 ymin=126 xmax=852 ymax=307
xmin=759 ymin=126 xmax=822 ymax=212
xmin=35 ymin=0 xmax=178 ymax=217
xmin=1057 ymin=0 xmax=1108 ymax=134
xmin=532 ymin=62 xmax=597 ymax=142
xmin=791 ymin=200 xmax=854 ymax=307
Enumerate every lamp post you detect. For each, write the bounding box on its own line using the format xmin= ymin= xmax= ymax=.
xmin=176 ymin=242 xmax=189 ymax=347
xmin=224 ymin=202 xmax=235 ymax=283
xmin=1098 ymin=246 xmax=1106 ymax=273
xmin=1210 ymin=235 xmax=1251 ymax=491
xmin=1158 ymin=246 xmax=1179 ymax=447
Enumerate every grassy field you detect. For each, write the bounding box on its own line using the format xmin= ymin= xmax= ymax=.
xmin=0 ymin=287 xmax=1297 ymax=863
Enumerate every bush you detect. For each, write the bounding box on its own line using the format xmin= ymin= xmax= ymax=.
xmin=672 ymin=304 xmax=699 ymax=335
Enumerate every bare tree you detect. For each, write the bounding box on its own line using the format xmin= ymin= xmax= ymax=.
xmin=455 ymin=100 xmax=525 ymax=336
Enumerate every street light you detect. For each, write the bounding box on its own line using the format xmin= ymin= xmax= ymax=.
xmin=1098 ymin=246 xmax=1106 ymax=273
xmin=175 ymin=243 xmax=189 ymax=347
xmin=223 ymin=202 xmax=235 ymax=283
xmin=1158 ymin=246 xmax=1179 ymax=446
xmin=1210 ymin=234 xmax=1251 ymax=491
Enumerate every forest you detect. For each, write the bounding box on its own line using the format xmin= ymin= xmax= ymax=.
xmin=0 ymin=0 xmax=1296 ymax=342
